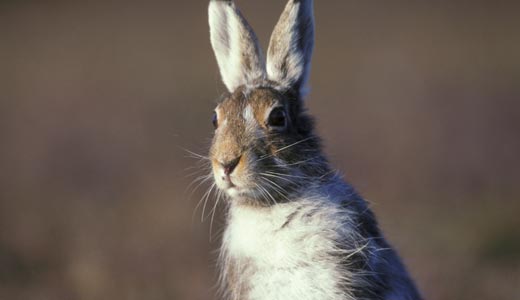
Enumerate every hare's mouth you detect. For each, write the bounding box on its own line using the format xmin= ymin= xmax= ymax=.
xmin=225 ymin=184 xmax=253 ymax=199
xmin=224 ymin=181 xmax=237 ymax=190
xmin=220 ymin=174 xmax=237 ymax=188
xmin=218 ymin=180 xmax=257 ymax=199
xmin=217 ymin=177 xmax=242 ymax=196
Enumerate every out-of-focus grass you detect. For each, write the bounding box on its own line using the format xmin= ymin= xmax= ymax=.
xmin=0 ymin=1 xmax=519 ymax=299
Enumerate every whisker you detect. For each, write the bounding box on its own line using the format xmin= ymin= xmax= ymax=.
xmin=192 ymin=181 xmax=214 ymax=224
xmin=186 ymin=174 xmax=213 ymax=195
xmin=256 ymin=182 xmax=276 ymax=205
xmin=260 ymin=177 xmax=290 ymax=202
xmin=209 ymin=188 xmax=223 ymax=242
xmin=201 ymin=183 xmax=217 ymax=222
xmin=179 ymin=146 xmax=211 ymax=161
xmin=259 ymin=177 xmax=278 ymax=204
xmin=318 ymin=169 xmax=337 ymax=179
xmin=271 ymin=137 xmax=314 ymax=155
xmin=260 ymin=172 xmax=296 ymax=185
xmin=281 ymin=156 xmax=319 ymax=166
xmin=264 ymin=171 xmax=310 ymax=179
xmin=255 ymin=137 xmax=314 ymax=162
xmin=184 ymin=161 xmax=211 ymax=173
xmin=253 ymin=182 xmax=268 ymax=204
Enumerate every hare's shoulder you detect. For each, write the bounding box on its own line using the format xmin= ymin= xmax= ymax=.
xmin=220 ymin=181 xmax=420 ymax=300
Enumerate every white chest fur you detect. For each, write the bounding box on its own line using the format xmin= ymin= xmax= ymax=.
xmin=221 ymin=199 xmax=350 ymax=300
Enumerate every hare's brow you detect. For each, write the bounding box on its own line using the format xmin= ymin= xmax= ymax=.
xmin=215 ymin=92 xmax=230 ymax=104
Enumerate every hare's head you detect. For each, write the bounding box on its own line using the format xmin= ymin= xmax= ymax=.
xmin=208 ymin=0 xmax=327 ymax=205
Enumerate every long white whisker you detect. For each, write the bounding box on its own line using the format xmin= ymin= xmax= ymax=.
xmin=184 ymin=161 xmax=211 ymax=173
xmin=260 ymin=177 xmax=290 ymax=202
xmin=260 ymin=172 xmax=296 ymax=185
xmin=281 ymin=156 xmax=319 ymax=166
xmin=264 ymin=171 xmax=309 ymax=179
xmin=209 ymin=188 xmax=223 ymax=242
xmin=201 ymin=183 xmax=216 ymax=222
xmin=179 ymin=147 xmax=211 ymax=161
xmin=191 ymin=181 xmax=214 ymax=224
xmin=255 ymin=137 xmax=314 ymax=162
xmin=272 ymin=137 xmax=314 ymax=155
xmin=253 ymin=182 xmax=268 ymax=204
xmin=187 ymin=174 xmax=213 ymax=196
xmin=255 ymin=182 xmax=275 ymax=206
xmin=257 ymin=179 xmax=279 ymax=205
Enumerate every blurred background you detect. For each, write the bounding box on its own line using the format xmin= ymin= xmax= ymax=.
xmin=1 ymin=0 xmax=519 ymax=299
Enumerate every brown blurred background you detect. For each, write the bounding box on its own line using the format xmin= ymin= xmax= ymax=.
xmin=1 ymin=0 xmax=519 ymax=299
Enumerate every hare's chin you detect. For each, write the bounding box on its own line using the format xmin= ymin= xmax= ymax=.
xmin=220 ymin=184 xmax=255 ymax=199
xmin=215 ymin=181 xmax=241 ymax=196
xmin=226 ymin=187 xmax=241 ymax=198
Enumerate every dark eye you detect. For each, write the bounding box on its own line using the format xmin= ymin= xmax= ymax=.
xmin=267 ymin=107 xmax=287 ymax=128
xmin=212 ymin=112 xmax=218 ymax=129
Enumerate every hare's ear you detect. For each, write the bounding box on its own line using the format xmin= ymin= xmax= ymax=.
xmin=209 ymin=0 xmax=266 ymax=92
xmin=266 ymin=0 xmax=314 ymax=95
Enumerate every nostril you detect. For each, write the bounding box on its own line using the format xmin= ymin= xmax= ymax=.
xmin=222 ymin=156 xmax=241 ymax=176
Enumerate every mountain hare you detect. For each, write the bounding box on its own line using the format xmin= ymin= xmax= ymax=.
xmin=206 ymin=0 xmax=421 ymax=299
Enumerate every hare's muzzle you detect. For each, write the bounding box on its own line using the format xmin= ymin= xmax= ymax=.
xmin=221 ymin=156 xmax=241 ymax=176
xmin=212 ymin=154 xmax=247 ymax=194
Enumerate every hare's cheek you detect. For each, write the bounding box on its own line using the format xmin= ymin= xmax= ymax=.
xmin=237 ymin=153 xmax=261 ymax=179
xmin=233 ymin=155 xmax=247 ymax=177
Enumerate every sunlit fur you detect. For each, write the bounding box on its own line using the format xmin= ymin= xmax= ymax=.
xmin=209 ymin=0 xmax=266 ymax=92
xmin=266 ymin=0 xmax=314 ymax=94
xmin=207 ymin=0 xmax=422 ymax=299
xmin=210 ymin=86 xmax=326 ymax=206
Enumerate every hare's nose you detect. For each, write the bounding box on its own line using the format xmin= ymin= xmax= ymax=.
xmin=221 ymin=156 xmax=241 ymax=176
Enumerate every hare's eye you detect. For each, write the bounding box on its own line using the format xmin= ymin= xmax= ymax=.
xmin=212 ymin=112 xmax=218 ymax=129
xmin=268 ymin=107 xmax=287 ymax=128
